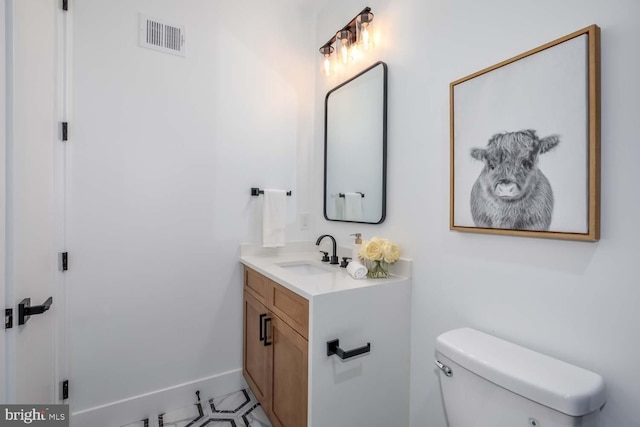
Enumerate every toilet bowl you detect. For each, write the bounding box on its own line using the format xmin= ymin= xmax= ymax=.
xmin=435 ymin=328 xmax=606 ymax=427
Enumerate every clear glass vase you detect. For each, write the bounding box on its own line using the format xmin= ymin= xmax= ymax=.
xmin=365 ymin=259 xmax=389 ymax=278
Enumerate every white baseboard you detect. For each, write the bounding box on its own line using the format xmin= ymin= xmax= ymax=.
xmin=71 ymin=368 xmax=245 ymax=427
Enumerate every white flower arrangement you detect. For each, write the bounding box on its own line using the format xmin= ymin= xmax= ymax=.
xmin=358 ymin=237 xmax=400 ymax=278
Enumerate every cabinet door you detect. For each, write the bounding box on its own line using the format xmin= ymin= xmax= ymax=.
xmin=270 ymin=314 xmax=308 ymax=427
xmin=243 ymin=292 xmax=272 ymax=408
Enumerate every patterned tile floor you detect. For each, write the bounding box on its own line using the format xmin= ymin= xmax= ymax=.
xmin=121 ymin=388 xmax=272 ymax=427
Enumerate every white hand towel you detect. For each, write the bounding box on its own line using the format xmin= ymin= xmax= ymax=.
xmin=346 ymin=259 xmax=368 ymax=279
xmin=344 ymin=192 xmax=363 ymax=221
xmin=262 ymin=189 xmax=286 ymax=248
xmin=334 ymin=195 xmax=345 ymax=220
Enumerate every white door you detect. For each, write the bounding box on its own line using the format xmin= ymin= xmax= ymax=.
xmin=2 ymin=0 xmax=65 ymax=404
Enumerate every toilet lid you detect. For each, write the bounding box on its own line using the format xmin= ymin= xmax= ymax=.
xmin=436 ymin=328 xmax=606 ymax=417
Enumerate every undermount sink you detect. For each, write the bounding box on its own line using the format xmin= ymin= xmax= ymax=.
xmin=277 ymin=261 xmax=336 ymax=276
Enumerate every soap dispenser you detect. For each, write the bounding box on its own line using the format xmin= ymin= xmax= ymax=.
xmin=351 ymin=233 xmax=362 ymax=261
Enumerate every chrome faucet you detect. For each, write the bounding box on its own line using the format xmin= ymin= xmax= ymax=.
xmin=315 ymin=234 xmax=339 ymax=265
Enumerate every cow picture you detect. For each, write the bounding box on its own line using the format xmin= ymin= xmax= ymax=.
xmin=469 ymin=130 xmax=559 ymax=231
xmin=450 ymin=26 xmax=600 ymax=241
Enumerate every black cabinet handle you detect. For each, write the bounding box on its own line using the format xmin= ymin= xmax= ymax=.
xmin=18 ymin=297 xmax=53 ymax=326
xmin=327 ymin=339 xmax=371 ymax=360
xmin=259 ymin=314 xmax=266 ymax=341
xmin=263 ymin=317 xmax=272 ymax=346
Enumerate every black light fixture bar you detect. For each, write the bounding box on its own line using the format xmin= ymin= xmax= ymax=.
xmin=319 ymin=7 xmax=372 ymax=52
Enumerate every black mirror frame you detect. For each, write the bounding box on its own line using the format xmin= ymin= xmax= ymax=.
xmin=323 ymin=61 xmax=388 ymax=224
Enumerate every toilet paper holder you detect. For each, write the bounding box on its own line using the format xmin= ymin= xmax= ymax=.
xmin=327 ymin=339 xmax=371 ymax=360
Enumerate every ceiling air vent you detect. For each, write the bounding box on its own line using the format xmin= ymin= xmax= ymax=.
xmin=139 ymin=14 xmax=185 ymax=57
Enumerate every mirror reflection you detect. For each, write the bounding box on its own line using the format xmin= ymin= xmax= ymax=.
xmin=324 ymin=61 xmax=387 ymax=224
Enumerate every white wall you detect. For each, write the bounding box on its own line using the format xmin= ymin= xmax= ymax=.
xmin=68 ymin=0 xmax=315 ymax=413
xmin=313 ymin=1 xmax=640 ymax=426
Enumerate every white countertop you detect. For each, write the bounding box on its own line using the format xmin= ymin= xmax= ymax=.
xmin=240 ymin=243 xmax=410 ymax=299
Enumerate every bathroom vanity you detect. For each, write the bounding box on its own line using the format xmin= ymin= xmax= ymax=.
xmin=240 ymin=244 xmax=411 ymax=427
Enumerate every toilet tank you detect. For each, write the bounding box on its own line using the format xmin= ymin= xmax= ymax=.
xmin=435 ymin=328 xmax=606 ymax=427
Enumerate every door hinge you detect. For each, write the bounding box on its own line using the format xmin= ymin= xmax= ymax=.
xmin=62 ymin=0 xmax=68 ymax=11
xmin=61 ymin=380 xmax=69 ymax=400
xmin=60 ymin=252 xmax=68 ymax=271
xmin=5 ymin=308 xmax=12 ymax=329
xmin=61 ymin=122 xmax=68 ymax=141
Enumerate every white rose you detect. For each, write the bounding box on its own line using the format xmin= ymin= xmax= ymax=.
xmin=360 ymin=239 xmax=384 ymax=261
xmin=382 ymin=241 xmax=400 ymax=263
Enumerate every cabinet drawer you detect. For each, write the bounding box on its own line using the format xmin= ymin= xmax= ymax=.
xmin=245 ymin=267 xmax=269 ymax=304
xmin=270 ymin=281 xmax=309 ymax=340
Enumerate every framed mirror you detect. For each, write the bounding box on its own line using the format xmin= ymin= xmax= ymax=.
xmin=324 ymin=61 xmax=387 ymax=224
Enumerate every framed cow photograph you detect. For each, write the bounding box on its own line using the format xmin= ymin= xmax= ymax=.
xmin=450 ymin=25 xmax=601 ymax=241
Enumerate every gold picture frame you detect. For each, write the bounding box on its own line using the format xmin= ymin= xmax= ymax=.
xmin=450 ymin=25 xmax=600 ymax=241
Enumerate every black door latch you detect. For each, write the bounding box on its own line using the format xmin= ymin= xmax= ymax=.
xmin=18 ymin=297 xmax=53 ymax=325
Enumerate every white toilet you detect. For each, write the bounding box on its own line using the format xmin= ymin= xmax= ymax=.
xmin=435 ymin=328 xmax=606 ymax=427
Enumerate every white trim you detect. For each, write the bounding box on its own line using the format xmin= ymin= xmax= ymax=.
xmin=0 ymin=0 xmax=7 ymax=404
xmin=3 ymin=0 xmax=16 ymax=403
xmin=71 ymin=369 xmax=245 ymax=427
xmin=53 ymin=0 xmax=70 ymax=404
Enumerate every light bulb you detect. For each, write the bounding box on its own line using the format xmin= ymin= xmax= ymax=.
xmin=362 ymin=25 xmax=369 ymax=50
xmin=341 ymin=42 xmax=348 ymax=64
xmin=357 ymin=11 xmax=374 ymax=52
xmin=319 ymin=45 xmax=334 ymax=77
xmin=336 ymin=30 xmax=352 ymax=65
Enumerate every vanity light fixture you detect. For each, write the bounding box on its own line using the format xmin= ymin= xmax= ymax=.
xmin=318 ymin=7 xmax=375 ymax=76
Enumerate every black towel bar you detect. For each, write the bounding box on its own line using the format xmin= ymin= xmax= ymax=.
xmin=338 ymin=192 xmax=365 ymax=198
xmin=251 ymin=187 xmax=292 ymax=196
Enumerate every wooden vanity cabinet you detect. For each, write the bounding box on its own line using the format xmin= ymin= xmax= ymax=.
xmin=243 ymin=262 xmax=411 ymax=426
xmin=243 ymin=267 xmax=308 ymax=427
